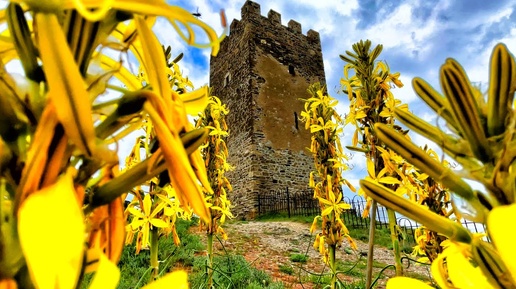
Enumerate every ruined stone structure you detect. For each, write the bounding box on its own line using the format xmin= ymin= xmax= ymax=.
xmin=209 ymin=0 xmax=326 ymax=219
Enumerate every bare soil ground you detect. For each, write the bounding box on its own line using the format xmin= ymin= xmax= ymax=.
xmin=190 ymin=221 xmax=432 ymax=288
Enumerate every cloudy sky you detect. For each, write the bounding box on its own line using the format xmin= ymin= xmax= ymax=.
xmin=156 ymin=0 xmax=516 ymax=193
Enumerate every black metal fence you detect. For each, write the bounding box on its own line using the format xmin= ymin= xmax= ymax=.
xmin=257 ymin=188 xmax=486 ymax=244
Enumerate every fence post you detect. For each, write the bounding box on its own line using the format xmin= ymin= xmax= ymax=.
xmin=258 ymin=194 xmax=261 ymax=215
xmin=286 ymin=187 xmax=291 ymax=218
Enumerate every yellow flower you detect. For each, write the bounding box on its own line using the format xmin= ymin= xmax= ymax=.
xmin=128 ymin=194 xmax=167 ymax=251
xmin=20 ymin=0 xmax=226 ymax=55
xmin=36 ymin=13 xmax=97 ymax=158
xmin=389 ymin=72 xmax=404 ymax=88
xmin=318 ymin=176 xmax=351 ymax=216
xmin=135 ymin=16 xmax=211 ymax=223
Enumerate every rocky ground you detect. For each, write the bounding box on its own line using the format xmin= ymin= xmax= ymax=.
xmin=190 ymin=220 xmax=432 ymax=288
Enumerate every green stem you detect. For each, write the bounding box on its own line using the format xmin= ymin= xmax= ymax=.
xmin=85 ymin=158 xmax=167 ymax=214
xmin=149 ymin=227 xmax=159 ymax=283
xmin=329 ymin=244 xmax=337 ymax=289
xmin=387 ymin=208 xmax=403 ymax=276
xmin=365 ymin=200 xmax=377 ymax=289
xmin=207 ymin=233 xmax=214 ymax=288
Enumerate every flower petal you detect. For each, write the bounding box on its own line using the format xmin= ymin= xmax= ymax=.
xmin=88 ymin=252 xmax=120 ymax=289
xmin=18 ymin=170 xmax=84 ymax=289
xmin=143 ymin=193 xmax=152 ymax=216
xmin=431 ymin=251 xmax=454 ymax=289
xmin=36 ymin=13 xmax=96 ymax=157
xmin=142 ymin=270 xmax=188 ymax=289
xmin=447 ymin=250 xmax=491 ymax=289
xmin=181 ymin=86 xmax=209 ymax=115
xmin=149 ymin=218 xmax=168 ymax=228
xmin=387 ymin=277 xmax=434 ymax=289
xmin=144 ymin=102 xmax=210 ymax=223
xmin=135 ymin=16 xmax=171 ymax=100
xmin=487 ymin=204 xmax=516 ymax=281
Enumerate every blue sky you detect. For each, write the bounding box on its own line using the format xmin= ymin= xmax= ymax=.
xmin=155 ymin=0 xmax=516 ymax=192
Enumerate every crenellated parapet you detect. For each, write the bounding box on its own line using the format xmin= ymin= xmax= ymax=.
xmin=236 ymin=0 xmax=319 ymax=41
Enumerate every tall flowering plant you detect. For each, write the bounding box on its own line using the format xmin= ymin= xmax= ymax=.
xmin=362 ymin=43 xmax=516 ymax=288
xmin=196 ymin=95 xmax=233 ymax=288
xmin=300 ymin=83 xmax=356 ymax=289
xmin=340 ymin=40 xmax=406 ymax=281
xmin=0 ymin=1 xmax=226 ymax=288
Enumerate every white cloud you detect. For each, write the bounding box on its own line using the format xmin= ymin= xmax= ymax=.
xmin=158 ymin=0 xmax=516 ymax=156
xmin=394 ymin=75 xmax=418 ymax=103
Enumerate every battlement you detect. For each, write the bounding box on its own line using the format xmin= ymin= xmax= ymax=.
xmin=239 ymin=0 xmax=319 ymax=39
xmin=267 ymin=9 xmax=281 ymax=24
xmin=241 ymin=0 xmax=260 ymax=18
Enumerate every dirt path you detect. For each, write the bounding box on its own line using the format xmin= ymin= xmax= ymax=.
xmin=190 ymin=221 xmax=431 ymax=288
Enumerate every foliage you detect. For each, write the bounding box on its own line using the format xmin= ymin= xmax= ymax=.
xmin=289 ymin=253 xmax=309 ymax=263
xmin=308 ymin=273 xmax=367 ymax=289
xmin=190 ymin=255 xmax=284 ymax=289
xmin=255 ymin=212 xmax=317 ymax=223
xmin=0 ymin=1 xmax=227 ymax=288
xmin=361 ymin=43 xmax=516 ymax=288
xmin=278 ymin=264 xmax=295 ymax=275
xmin=300 ymin=82 xmax=356 ymax=288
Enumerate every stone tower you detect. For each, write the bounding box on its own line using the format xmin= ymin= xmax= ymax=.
xmin=209 ymin=0 xmax=326 ymax=219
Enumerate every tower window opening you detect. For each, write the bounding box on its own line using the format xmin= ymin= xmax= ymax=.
xmin=224 ymin=72 xmax=231 ymax=87
xmin=288 ymin=65 xmax=295 ymax=76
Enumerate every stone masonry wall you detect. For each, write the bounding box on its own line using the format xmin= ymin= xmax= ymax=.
xmin=210 ymin=0 xmax=326 ymax=219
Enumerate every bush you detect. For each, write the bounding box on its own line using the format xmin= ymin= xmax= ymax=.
xmin=278 ymin=264 xmax=294 ymax=275
xmin=289 ymin=253 xmax=308 ymax=263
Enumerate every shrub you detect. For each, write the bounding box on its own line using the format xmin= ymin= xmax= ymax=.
xmin=278 ymin=264 xmax=294 ymax=275
xmin=289 ymin=253 xmax=308 ymax=263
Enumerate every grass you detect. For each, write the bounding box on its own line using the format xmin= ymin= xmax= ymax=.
xmin=189 ymin=254 xmax=284 ymax=289
xmin=254 ymin=212 xmax=315 ymax=224
xmin=335 ymin=259 xmax=391 ymax=278
xmin=256 ymin=212 xmax=417 ymax=249
xmin=278 ymin=264 xmax=294 ymax=275
xmin=81 ymin=218 xmax=204 ymax=289
xmin=289 ymin=253 xmax=308 ymax=263
xmin=307 ymin=273 xmax=367 ymax=289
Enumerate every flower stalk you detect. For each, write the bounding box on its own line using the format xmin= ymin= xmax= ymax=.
xmin=340 ymin=40 xmax=405 ymax=283
xmin=301 ymin=83 xmax=355 ymax=289
xmin=149 ymin=226 xmax=159 ymax=282
xmin=196 ymin=95 xmax=233 ymax=288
